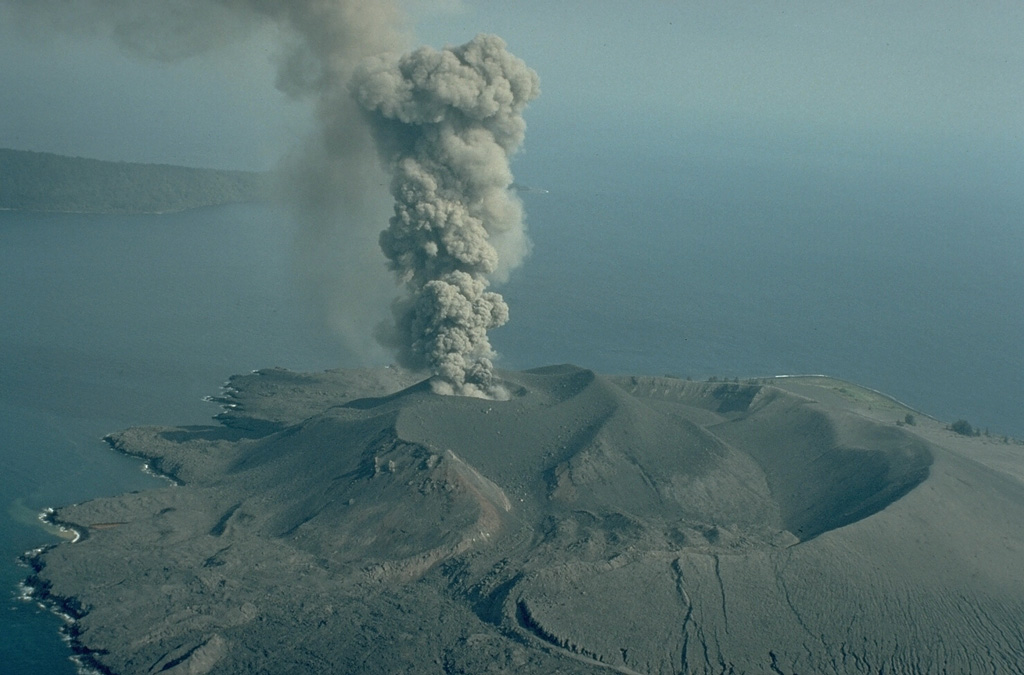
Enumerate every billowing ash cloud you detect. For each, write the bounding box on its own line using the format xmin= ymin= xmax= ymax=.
xmin=353 ymin=35 xmax=539 ymax=398
xmin=3 ymin=1 xmax=539 ymax=398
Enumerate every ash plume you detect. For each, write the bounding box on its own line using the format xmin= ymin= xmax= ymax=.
xmin=3 ymin=1 xmax=539 ymax=398
xmin=353 ymin=35 xmax=540 ymax=398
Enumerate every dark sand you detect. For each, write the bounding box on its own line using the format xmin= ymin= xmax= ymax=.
xmin=26 ymin=366 xmax=1024 ymax=673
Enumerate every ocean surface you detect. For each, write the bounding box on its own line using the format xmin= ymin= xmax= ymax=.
xmin=2 ymin=141 xmax=1022 ymax=671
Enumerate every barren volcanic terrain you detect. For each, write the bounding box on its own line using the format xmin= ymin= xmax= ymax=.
xmin=28 ymin=366 xmax=1024 ymax=673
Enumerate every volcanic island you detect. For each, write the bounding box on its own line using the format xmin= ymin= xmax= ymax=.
xmin=26 ymin=365 xmax=1024 ymax=673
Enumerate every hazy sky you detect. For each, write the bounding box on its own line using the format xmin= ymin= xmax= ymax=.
xmin=1 ymin=1 xmax=1021 ymax=170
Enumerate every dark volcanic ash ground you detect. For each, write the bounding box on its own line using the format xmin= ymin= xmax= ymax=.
xmin=26 ymin=366 xmax=1024 ymax=674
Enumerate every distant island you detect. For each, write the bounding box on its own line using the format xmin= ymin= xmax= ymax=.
xmin=0 ymin=148 xmax=269 ymax=214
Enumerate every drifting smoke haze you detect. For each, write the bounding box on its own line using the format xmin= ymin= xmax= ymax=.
xmin=2 ymin=0 xmax=538 ymax=398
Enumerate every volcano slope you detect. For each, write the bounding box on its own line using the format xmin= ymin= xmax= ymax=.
xmin=28 ymin=365 xmax=1024 ymax=674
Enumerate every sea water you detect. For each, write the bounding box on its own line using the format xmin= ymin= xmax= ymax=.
xmin=497 ymin=129 xmax=1023 ymax=437
xmin=1 ymin=140 xmax=1021 ymax=672
xmin=0 ymin=205 xmax=345 ymax=673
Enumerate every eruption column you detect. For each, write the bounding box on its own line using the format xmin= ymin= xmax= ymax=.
xmin=353 ymin=34 xmax=539 ymax=398
xmin=2 ymin=2 xmax=539 ymax=396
